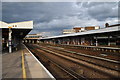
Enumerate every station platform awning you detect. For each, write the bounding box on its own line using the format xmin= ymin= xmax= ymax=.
xmin=1 ymin=21 xmax=33 ymax=39
xmin=1 ymin=21 xmax=33 ymax=53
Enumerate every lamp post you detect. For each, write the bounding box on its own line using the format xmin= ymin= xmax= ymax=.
xmin=8 ymin=26 xmax=12 ymax=53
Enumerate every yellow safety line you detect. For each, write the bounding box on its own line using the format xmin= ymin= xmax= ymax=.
xmin=22 ymin=50 xmax=27 ymax=80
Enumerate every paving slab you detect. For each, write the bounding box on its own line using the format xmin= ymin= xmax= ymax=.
xmin=2 ymin=44 xmax=55 ymax=80
xmin=24 ymin=45 xmax=55 ymax=79
xmin=2 ymin=49 xmax=23 ymax=78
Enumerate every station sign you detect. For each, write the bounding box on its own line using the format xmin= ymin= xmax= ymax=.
xmin=8 ymin=25 xmax=17 ymax=28
xmin=8 ymin=26 xmax=12 ymax=28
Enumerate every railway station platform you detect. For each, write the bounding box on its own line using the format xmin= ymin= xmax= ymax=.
xmin=2 ymin=44 xmax=55 ymax=79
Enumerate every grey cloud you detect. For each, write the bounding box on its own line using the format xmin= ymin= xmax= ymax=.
xmin=2 ymin=2 xmax=77 ymax=23
xmin=75 ymin=2 xmax=118 ymax=21
xmin=87 ymin=2 xmax=118 ymax=21
xmin=2 ymin=2 xmax=119 ymax=36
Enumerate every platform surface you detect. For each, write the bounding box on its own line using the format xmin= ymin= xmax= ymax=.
xmin=2 ymin=44 xmax=55 ymax=79
xmin=2 ymin=48 xmax=23 ymax=78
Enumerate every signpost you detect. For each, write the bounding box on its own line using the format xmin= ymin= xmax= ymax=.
xmin=8 ymin=26 xmax=12 ymax=53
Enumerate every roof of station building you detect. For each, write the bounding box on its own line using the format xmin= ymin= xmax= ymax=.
xmin=40 ymin=26 xmax=119 ymax=40
xmin=0 ymin=21 xmax=33 ymax=29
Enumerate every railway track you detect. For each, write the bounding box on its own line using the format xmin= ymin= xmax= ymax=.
xmin=43 ymin=43 xmax=120 ymax=61
xmin=43 ymin=45 xmax=120 ymax=71
xmin=26 ymin=44 xmax=120 ymax=79
xmin=35 ymin=44 xmax=120 ymax=76
xmin=58 ymin=44 xmax=120 ymax=59
xmin=53 ymin=44 xmax=120 ymax=61
xmin=26 ymin=44 xmax=87 ymax=79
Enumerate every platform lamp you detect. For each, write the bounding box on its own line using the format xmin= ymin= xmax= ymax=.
xmin=8 ymin=26 xmax=12 ymax=53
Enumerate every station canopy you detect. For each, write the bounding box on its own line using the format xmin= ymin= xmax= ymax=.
xmin=0 ymin=21 xmax=33 ymax=39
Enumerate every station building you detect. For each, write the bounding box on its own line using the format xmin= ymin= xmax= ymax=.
xmin=63 ymin=29 xmax=76 ymax=34
xmin=40 ymin=24 xmax=120 ymax=47
xmin=73 ymin=26 xmax=100 ymax=32
xmin=63 ymin=26 xmax=100 ymax=34
xmin=23 ymin=33 xmax=42 ymax=43
xmin=1 ymin=21 xmax=33 ymax=53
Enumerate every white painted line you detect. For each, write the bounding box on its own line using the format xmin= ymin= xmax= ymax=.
xmin=23 ymin=44 xmax=56 ymax=79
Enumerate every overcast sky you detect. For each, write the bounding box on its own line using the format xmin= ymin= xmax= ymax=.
xmin=2 ymin=2 xmax=118 ymax=36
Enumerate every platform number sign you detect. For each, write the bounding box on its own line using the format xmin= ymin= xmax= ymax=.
xmin=8 ymin=25 xmax=17 ymax=28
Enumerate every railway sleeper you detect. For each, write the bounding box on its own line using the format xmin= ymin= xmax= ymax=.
xmin=39 ymin=47 xmax=120 ymax=78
